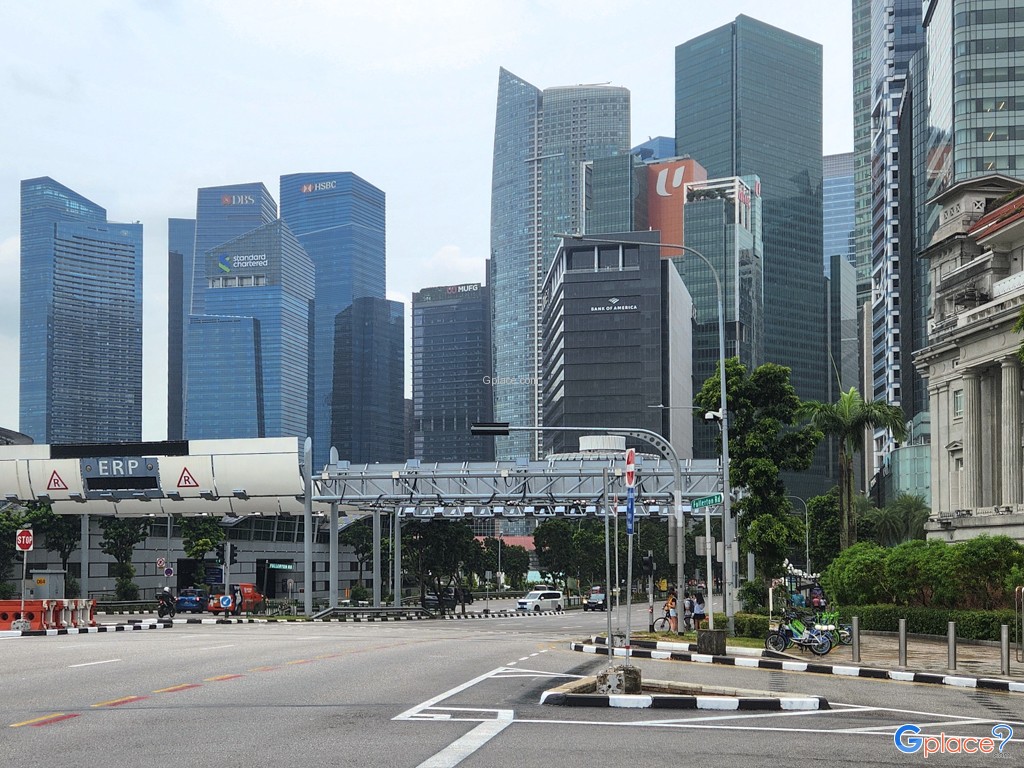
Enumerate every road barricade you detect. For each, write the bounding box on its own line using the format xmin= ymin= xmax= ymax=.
xmin=0 ymin=599 xmax=98 ymax=630
xmin=0 ymin=600 xmax=47 ymax=630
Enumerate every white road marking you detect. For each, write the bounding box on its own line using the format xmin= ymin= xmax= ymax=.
xmin=415 ymin=713 xmax=513 ymax=768
xmin=69 ymin=659 xmax=121 ymax=668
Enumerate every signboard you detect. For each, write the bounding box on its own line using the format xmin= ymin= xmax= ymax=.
xmin=15 ymin=528 xmax=33 ymax=552
xmin=267 ymin=562 xmax=294 ymax=571
xmin=220 ymin=595 xmax=232 ymax=608
xmin=164 ymin=567 xmax=174 ymax=578
xmin=626 ymin=487 xmax=636 ymax=535
xmin=80 ymin=456 xmax=159 ymax=494
xmin=692 ymin=493 xmax=723 ymax=509
xmin=156 ymin=557 xmax=166 ymax=569
xmin=204 ymin=565 xmax=224 ymax=585
xmin=624 ymin=448 xmax=636 ymax=488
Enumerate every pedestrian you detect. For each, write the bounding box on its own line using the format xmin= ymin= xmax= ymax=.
xmin=692 ymin=592 xmax=706 ymax=630
xmin=681 ymin=592 xmax=695 ymax=633
xmin=664 ymin=586 xmax=678 ymax=632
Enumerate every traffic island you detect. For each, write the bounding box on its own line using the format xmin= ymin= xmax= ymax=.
xmin=541 ymin=675 xmax=829 ymax=710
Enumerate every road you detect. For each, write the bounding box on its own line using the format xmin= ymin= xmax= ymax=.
xmin=2 ymin=606 xmax=1023 ymax=767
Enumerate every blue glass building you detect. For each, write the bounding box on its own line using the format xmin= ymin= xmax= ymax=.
xmin=490 ymin=69 xmax=630 ymax=459
xmin=167 ymin=217 xmax=195 ymax=441
xmin=20 ymin=177 xmax=143 ymax=443
xmin=332 ymin=297 xmax=405 ymax=463
xmin=185 ymin=220 xmax=314 ymax=441
xmin=823 ymin=153 xmax=855 ymax=279
xmin=279 ymin=172 xmax=386 ymax=466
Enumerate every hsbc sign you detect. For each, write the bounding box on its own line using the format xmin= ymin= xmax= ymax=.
xmin=222 ymin=194 xmax=255 ymax=205
xmin=302 ymin=181 xmax=337 ymax=193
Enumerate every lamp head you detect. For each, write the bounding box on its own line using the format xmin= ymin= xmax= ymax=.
xmin=704 ymin=410 xmax=723 ymax=422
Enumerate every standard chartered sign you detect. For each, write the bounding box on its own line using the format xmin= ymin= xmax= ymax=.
xmin=232 ymin=253 xmax=269 ymax=268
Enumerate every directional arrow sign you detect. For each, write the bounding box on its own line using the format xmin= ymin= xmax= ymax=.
xmin=692 ymin=493 xmax=723 ymax=509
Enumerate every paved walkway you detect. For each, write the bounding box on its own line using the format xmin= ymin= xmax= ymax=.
xmin=825 ymin=632 xmax=1023 ymax=680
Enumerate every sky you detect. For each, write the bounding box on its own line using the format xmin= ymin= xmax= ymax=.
xmin=0 ymin=0 xmax=854 ymax=441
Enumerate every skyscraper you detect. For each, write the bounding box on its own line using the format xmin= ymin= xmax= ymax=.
xmin=490 ymin=68 xmax=630 ymax=459
xmin=167 ymin=217 xmax=195 ymax=441
xmin=412 ymin=283 xmax=493 ymax=462
xmin=20 ymin=177 xmax=143 ymax=444
xmin=185 ymin=219 xmax=314 ymax=441
xmin=823 ymin=152 xmax=855 ymax=278
xmin=280 ymin=172 xmax=386 ymax=466
xmin=332 ymin=297 xmax=404 ymax=463
xmin=675 ymin=15 xmax=826 ymax=494
xmin=852 ymin=0 xmax=874 ymax=304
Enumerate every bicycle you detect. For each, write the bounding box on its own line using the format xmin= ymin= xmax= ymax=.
xmin=764 ymin=612 xmax=832 ymax=656
xmin=653 ymin=610 xmax=672 ymax=632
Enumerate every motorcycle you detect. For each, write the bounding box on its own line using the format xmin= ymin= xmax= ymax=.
xmin=157 ymin=593 xmax=176 ymax=619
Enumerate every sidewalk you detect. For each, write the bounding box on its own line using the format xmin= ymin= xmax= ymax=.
xmin=828 ymin=631 xmax=1022 ymax=680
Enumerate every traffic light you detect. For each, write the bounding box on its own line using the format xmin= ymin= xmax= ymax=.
xmin=229 ymin=543 xmax=238 ymax=566
xmin=641 ymin=552 xmax=655 ymax=577
xmin=215 ymin=543 xmax=225 ymax=565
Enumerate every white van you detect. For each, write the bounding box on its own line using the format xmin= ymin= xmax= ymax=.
xmin=517 ymin=590 xmax=564 ymax=612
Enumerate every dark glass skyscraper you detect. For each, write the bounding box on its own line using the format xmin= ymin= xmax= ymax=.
xmin=412 ymin=283 xmax=493 ymax=462
xmin=490 ymin=69 xmax=630 ymax=459
xmin=167 ymin=217 xmax=195 ymax=441
xmin=675 ymin=15 xmax=826 ymax=416
xmin=823 ymin=153 xmax=855 ymax=279
xmin=280 ymin=172 xmax=386 ymax=466
xmin=20 ymin=177 xmax=143 ymax=443
xmin=332 ymin=297 xmax=404 ymax=464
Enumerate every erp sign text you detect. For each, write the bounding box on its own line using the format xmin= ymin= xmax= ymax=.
xmin=81 ymin=457 xmax=155 ymax=477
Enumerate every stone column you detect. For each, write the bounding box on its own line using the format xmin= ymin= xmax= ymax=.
xmin=1002 ymin=357 xmax=1022 ymax=506
xmin=962 ymin=369 xmax=983 ymax=509
xmin=929 ymin=384 xmax=944 ymax=513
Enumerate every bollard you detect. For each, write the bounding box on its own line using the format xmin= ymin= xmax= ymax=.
xmin=1002 ymin=624 xmax=1010 ymax=676
xmin=947 ymin=620 xmax=957 ymax=671
xmin=898 ymin=618 xmax=907 ymax=669
xmin=852 ymin=616 xmax=860 ymax=663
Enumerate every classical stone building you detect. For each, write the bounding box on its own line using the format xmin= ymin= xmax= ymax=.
xmin=915 ymin=175 xmax=1024 ymax=541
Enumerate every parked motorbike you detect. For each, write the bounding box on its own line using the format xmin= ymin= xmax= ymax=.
xmin=157 ymin=591 xmax=176 ymax=619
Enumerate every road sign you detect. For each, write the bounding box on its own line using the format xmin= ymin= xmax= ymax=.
xmin=156 ymin=557 xmax=166 ymax=569
xmin=624 ymin=448 xmax=636 ymax=488
xmin=220 ymin=595 xmax=232 ymax=608
xmin=15 ymin=529 xmax=33 ymax=552
xmin=164 ymin=567 xmax=174 ymax=578
xmin=626 ymin=487 xmax=636 ymax=535
xmin=692 ymin=493 xmax=724 ymax=509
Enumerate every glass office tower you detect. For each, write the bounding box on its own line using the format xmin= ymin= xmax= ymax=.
xmin=20 ymin=177 xmax=143 ymax=443
xmin=167 ymin=217 xmax=195 ymax=441
xmin=280 ymin=172 xmax=386 ymax=466
xmin=823 ymin=153 xmax=856 ymax=278
xmin=490 ymin=68 xmax=630 ymax=459
xmin=412 ymin=283 xmax=494 ymax=462
xmin=675 ymin=15 xmax=826 ymax=495
xmin=185 ymin=220 xmax=314 ymax=441
xmin=332 ymin=297 xmax=405 ymax=464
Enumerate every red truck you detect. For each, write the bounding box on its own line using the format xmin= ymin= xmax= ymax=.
xmin=207 ymin=583 xmax=265 ymax=616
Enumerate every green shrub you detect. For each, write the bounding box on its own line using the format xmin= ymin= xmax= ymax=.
xmin=835 ymin=604 xmax=1016 ymax=642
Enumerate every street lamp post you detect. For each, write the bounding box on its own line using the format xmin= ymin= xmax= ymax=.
xmin=558 ymin=233 xmax=734 ymax=632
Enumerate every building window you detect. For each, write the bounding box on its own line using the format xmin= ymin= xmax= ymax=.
xmin=953 ymin=389 xmax=964 ymax=418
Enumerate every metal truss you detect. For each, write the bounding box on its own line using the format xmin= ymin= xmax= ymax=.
xmin=311 ymin=456 xmax=723 ymax=517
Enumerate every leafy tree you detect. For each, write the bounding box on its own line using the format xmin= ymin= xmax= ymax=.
xmin=400 ymin=521 xmax=481 ymax=603
xmin=695 ymin=358 xmax=821 ymax=580
xmin=951 ymin=535 xmax=1024 ymax=610
xmin=0 ymin=503 xmax=61 ymax=598
xmin=883 ymin=540 xmax=956 ymax=607
xmin=797 ymin=387 xmax=907 ymax=551
xmin=98 ymin=518 xmax=151 ymax=600
xmin=497 ymin=543 xmax=530 ymax=590
xmin=339 ymin=518 xmax=374 ymax=587
xmin=806 ymin=487 xmax=842 ymax=573
xmin=533 ymin=519 xmax=576 ymax=588
xmin=178 ymin=517 xmax=225 ymax=564
xmin=40 ymin=512 xmax=81 ymax=570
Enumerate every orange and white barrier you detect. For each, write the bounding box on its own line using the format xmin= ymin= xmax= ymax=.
xmin=0 ymin=599 xmax=97 ymax=631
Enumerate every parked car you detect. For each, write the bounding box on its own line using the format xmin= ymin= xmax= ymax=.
xmin=421 ymin=591 xmax=457 ymax=610
xmin=517 ymin=590 xmax=564 ymax=612
xmin=208 ymin=583 xmax=265 ymax=615
xmin=175 ymin=588 xmax=208 ymax=614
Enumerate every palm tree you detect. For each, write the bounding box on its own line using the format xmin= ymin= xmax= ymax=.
xmin=797 ymin=388 xmax=907 ymax=551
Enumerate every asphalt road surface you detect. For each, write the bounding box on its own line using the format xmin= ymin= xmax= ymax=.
xmin=3 ymin=607 xmax=1023 ymax=767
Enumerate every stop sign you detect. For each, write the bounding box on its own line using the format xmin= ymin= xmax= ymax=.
xmin=624 ymin=448 xmax=636 ymax=488
xmin=15 ymin=528 xmax=33 ymax=552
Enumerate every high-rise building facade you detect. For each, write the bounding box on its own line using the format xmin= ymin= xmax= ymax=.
xmin=332 ymin=297 xmax=405 ymax=464
xmin=167 ymin=217 xmax=195 ymax=441
xmin=540 ymin=233 xmax=692 ymax=458
xmin=490 ymin=68 xmax=630 ymax=460
xmin=674 ymin=16 xmax=823 ymax=397
xmin=677 ymin=176 xmax=763 ymax=459
xmin=185 ymin=220 xmax=314 ymax=441
xmin=852 ymin=0 xmax=874 ymax=304
xmin=280 ymin=172 xmax=386 ymax=466
xmin=823 ymin=152 xmax=855 ymax=278
xmin=412 ymin=283 xmax=494 ymax=462
xmin=675 ymin=16 xmax=826 ymax=493
xmin=20 ymin=177 xmax=143 ymax=443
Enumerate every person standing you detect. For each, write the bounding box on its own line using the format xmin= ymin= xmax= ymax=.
xmin=692 ymin=592 xmax=706 ymax=630
xmin=681 ymin=592 xmax=695 ymax=633
xmin=664 ymin=587 xmax=678 ymax=632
